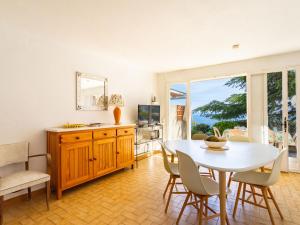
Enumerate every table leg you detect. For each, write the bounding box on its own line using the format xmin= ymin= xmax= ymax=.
xmin=219 ymin=171 xmax=227 ymax=225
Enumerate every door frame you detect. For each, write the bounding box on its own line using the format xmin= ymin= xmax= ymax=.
xmin=263 ymin=69 xmax=299 ymax=172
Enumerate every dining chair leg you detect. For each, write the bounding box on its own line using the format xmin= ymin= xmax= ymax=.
xmin=225 ymin=214 xmax=230 ymax=225
xmin=227 ymin=172 xmax=233 ymax=188
xmin=210 ymin=169 xmax=216 ymax=180
xmin=176 ymin=192 xmax=191 ymax=225
xmin=242 ymin=183 xmax=246 ymax=206
xmin=233 ymin=182 xmax=242 ymax=218
xmin=46 ymin=181 xmax=50 ymax=210
xmin=165 ymin=177 xmax=176 ymax=213
xmin=267 ymin=187 xmax=283 ymax=219
xmin=262 ymin=187 xmax=275 ymax=225
xmin=163 ymin=176 xmax=172 ymax=198
xmin=27 ymin=187 xmax=32 ymax=200
xmin=204 ymin=196 xmax=208 ymax=216
xmin=250 ymin=185 xmax=257 ymax=204
xmin=198 ymin=196 xmax=203 ymax=225
xmin=0 ymin=196 xmax=3 ymax=225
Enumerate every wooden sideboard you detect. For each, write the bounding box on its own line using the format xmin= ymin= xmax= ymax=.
xmin=47 ymin=125 xmax=135 ymax=199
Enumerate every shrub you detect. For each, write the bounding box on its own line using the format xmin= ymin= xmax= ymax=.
xmin=191 ymin=123 xmax=211 ymax=135
xmin=212 ymin=120 xmax=246 ymax=134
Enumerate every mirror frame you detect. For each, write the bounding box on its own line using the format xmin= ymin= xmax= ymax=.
xmin=76 ymin=72 xmax=108 ymax=111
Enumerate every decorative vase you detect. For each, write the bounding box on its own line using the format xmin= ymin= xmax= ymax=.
xmin=113 ymin=106 xmax=121 ymax=125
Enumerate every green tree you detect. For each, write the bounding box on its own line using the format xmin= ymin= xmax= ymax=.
xmin=193 ymin=76 xmax=247 ymax=121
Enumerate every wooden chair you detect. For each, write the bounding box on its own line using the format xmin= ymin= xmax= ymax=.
xmin=232 ymin=149 xmax=286 ymax=225
xmin=176 ymin=150 xmax=230 ymax=225
xmin=0 ymin=142 xmax=51 ymax=225
xmin=160 ymin=143 xmax=187 ymax=213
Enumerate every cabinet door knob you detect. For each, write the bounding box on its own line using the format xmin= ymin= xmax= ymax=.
xmin=117 ymin=152 xmax=120 ymax=154
xmin=75 ymin=136 xmax=80 ymax=140
xmin=89 ymin=158 xmax=93 ymax=161
xmin=93 ymin=157 xmax=97 ymax=160
xmin=124 ymin=130 xmax=128 ymax=133
xmin=103 ymin=133 xmax=107 ymax=136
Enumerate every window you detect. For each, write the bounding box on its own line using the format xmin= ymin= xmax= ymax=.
xmin=190 ymin=76 xmax=247 ymax=139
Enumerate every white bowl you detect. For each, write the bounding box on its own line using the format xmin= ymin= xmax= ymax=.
xmin=204 ymin=140 xmax=227 ymax=149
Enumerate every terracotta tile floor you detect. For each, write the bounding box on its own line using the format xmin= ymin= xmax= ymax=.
xmin=3 ymin=155 xmax=300 ymax=225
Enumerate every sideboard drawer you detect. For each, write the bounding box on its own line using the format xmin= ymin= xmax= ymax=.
xmin=93 ymin=129 xmax=116 ymax=139
xmin=61 ymin=133 xmax=92 ymax=143
xmin=117 ymin=128 xmax=134 ymax=136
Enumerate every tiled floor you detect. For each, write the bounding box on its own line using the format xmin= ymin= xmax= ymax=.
xmin=3 ymin=155 xmax=300 ymax=225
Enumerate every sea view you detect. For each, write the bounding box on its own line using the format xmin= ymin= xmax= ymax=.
xmin=192 ymin=113 xmax=218 ymax=126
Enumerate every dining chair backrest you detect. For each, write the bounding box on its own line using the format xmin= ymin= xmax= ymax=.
xmin=228 ymin=135 xmax=250 ymax=142
xmin=160 ymin=143 xmax=172 ymax=174
xmin=176 ymin=150 xmax=208 ymax=195
xmin=265 ymin=149 xmax=287 ymax=186
xmin=191 ymin=133 xmax=208 ymax=140
xmin=213 ymin=127 xmax=221 ymax=137
xmin=0 ymin=142 xmax=29 ymax=167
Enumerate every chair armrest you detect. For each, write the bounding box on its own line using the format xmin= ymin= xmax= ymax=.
xmin=29 ymin=153 xmax=52 ymax=170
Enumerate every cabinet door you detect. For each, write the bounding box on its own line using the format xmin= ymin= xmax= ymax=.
xmin=93 ymin=138 xmax=117 ymax=177
xmin=117 ymin=135 xmax=134 ymax=168
xmin=61 ymin=141 xmax=93 ymax=189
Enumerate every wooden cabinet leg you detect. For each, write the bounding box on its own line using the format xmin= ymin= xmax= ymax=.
xmin=56 ymin=188 xmax=62 ymax=200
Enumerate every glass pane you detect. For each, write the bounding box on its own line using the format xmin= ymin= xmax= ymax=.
xmin=190 ymin=76 xmax=247 ymax=139
xmin=288 ymin=70 xmax=297 ymax=158
xmin=169 ymin=84 xmax=187 ymax=140
xmin=267 ymin=72 xmax=283 ymax=148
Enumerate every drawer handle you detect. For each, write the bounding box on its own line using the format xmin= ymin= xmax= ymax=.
xmin=103 ymin=133 xmax=107 ymax=136
xmin=124 ymin=130 xmax=128 ymax=133
xmin=75 ymin=136 xmax=80 ymax=140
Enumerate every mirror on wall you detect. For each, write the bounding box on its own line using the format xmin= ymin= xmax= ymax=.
xmin=76 ymin=72 xmax=108 ymax=111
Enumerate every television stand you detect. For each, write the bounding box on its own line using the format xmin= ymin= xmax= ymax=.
xmin=134 ymin=124 xmax=163 ymax=167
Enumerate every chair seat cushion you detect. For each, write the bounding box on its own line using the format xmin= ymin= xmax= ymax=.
xmin=232 ymin=171 xmax=270 ymax=186
xmin=0 ymin=170 xmax=50 ymax=196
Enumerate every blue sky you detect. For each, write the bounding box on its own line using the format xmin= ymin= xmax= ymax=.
xmin=170 ymin=77 xmax=246 ymax=110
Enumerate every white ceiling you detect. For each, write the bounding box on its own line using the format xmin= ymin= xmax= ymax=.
xmin=1 ymin=0 xmax=300 ymax=72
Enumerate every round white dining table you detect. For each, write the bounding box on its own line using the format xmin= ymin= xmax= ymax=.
xmin=164 ymin=140 xmax=279 ymax=225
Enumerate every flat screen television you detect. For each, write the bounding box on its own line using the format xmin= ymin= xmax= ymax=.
xmin=138 ymin=105 xmax=160 ymax=125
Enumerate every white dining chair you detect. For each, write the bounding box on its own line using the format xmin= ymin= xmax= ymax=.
xmin=232 ymin=149 xmax=286 ymax=225
xmin=213 ymin=127 xmax=222 ymax=137
xmin=176 ymin=150 xmax=230 ymax=225
xmin=227 ymin=135 xmax=251 ymax=188
xmin=191 ymin=134 xmax=216 ymax=180
xmin=160 ymin=143 xmax=187 ymax=213
xmin=0 ymin=142 xmax=51 ymax=225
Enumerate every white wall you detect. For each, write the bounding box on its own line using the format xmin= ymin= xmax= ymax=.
xmin=0 ymin=23 xmax=156 ymax=188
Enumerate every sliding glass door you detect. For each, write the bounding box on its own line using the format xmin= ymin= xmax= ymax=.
xmin=265 ymin=70 xmax=298 ymax=171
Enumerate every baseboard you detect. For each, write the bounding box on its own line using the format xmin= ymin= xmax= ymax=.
xmin=152 ymin=150 xmax=161 ymax=155
xmin=135 ymin=150 xmax=161 ymax=161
